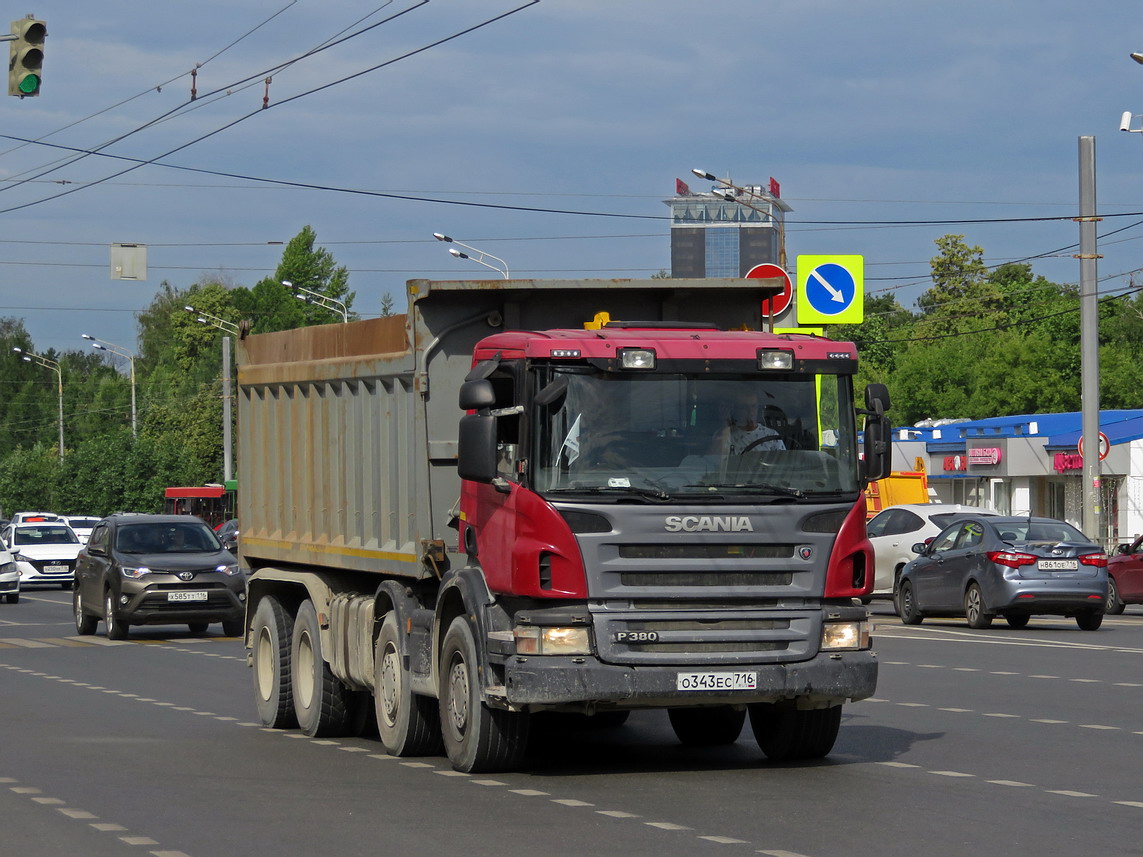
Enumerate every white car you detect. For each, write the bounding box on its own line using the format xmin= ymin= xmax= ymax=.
xmin=0 ymin=546 xmax=19 ymax=603
xmin=11 ymin=511 xmax=63 ymax=524
xmin=1 ymin=522 xmax=83 ymax=589
xmin=64 ymin=516 xmax=101 ymax=545
xmin=866 ymin=504 xmax=1001 ymax=599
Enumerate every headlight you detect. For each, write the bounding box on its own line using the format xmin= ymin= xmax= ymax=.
xmin=0 ymin=562 xmax=17 ymax=574
xmin=821 ymin=621 xmax=871 ymax=651
xmin=216 ymin=563 xmax=241 ymax=576
xmin=513 ymin=626 xmax=592 ymax=656
xmin=14 ymin=553 xmax=32 ymax=563
xmin=121 ymin=566 xmax=151 ymax=579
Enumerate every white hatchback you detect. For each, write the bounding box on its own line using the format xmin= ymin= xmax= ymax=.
xmin=866 ymin=503 xmax=1000 ymax=600
xmin=1 ymin=522 xmax=83 ymax=588
xmin=65 ymin=516 xmax=102 ymax=545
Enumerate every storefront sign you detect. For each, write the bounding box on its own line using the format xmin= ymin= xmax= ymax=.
xmin=943 ymin=455 xmax=967 ymax=472
xmin=968 ymin=447 xmax=1002 ymax=466
xmin=1054 ymin=453 xmax=1084 ymax=473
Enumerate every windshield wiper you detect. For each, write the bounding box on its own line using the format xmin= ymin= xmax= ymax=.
xmin=547 ymin=485 xmax=671 ymax=502
xmin=684 ymin=482 xmax=806 ymax=499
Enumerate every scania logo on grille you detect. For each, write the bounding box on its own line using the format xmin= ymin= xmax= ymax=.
xmin=798 ymin=546 xmax=814 ymax=560
xmin=177 ymin=571 xmax=195 ymax=581
xmin=664 ymin=515 xmax=754 ymax=533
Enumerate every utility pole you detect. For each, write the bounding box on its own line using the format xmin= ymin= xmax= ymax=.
xmin=1077 ymin=136 xmax=1102 ymax=543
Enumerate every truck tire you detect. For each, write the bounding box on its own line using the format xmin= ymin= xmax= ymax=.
xmin=375 ymin=613 xmax=443 ymax=756
xmin=748 ymin=702 xmax=842 ymax=761
xmin=439 ymin=615 xmax=529 ymax=773
xmin=292 ymin=599 xmax=356 ymax=737
xmin=252 ymin=596 xmax=297 ymax=729
xmin=667 ymin=706 xmax=746 ymax=746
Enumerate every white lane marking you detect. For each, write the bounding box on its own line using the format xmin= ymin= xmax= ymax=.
xmin=930 ymin=771 xmax=974 ymax=778
xmin=598 ymin=810 xmax=640 ymax=818
xmin=988 ymin=780 xmax=1035 ymax=787
xmin=1046 ymin=790 xmax=1097 ymax=798
xmin=509 ymin=789 xmax=548 ymax=796
xmin=58 ymin=808 xmax=99 ymax=819
xmin=121 ymin=836 xmax=160 ymax=845
xmin=701 ymin=835 xmax=749 ymax=844
xmin=646 ymin=822 xmax=691 ymax=830
xmin=552 ymin=799 xmax=594 ymax=807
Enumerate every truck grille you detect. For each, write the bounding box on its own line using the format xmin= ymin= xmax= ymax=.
xmin=619 ymin=572 xmax=792 ymax=587
xmin=594 ymin=609 xmax=818 ymax=666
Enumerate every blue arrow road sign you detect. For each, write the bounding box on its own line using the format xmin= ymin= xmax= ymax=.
xmin=805 ymin=264 xmax=855 ymax=315
xmin=796 ymin=255 xmax=864 ymax=325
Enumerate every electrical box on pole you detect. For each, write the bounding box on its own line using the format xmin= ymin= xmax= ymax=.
xmin=8 ymin=16 xmax=45 ymax=97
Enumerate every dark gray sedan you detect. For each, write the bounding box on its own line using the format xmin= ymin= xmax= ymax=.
xmin=896 ymin=515 xmax=1108 ymax=630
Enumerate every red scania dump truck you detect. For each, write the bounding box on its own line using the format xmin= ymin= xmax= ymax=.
xmin=237 ymin=277 xmax=891 ymax=772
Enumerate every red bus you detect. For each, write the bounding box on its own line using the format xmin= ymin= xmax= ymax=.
xmin=163 ymin=484 xmax=235 ymax=528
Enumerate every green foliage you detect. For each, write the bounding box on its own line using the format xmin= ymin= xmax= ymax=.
xmin=0 ymin=226 xmax=354 ymax=516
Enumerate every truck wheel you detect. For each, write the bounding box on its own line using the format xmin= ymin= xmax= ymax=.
xmin=964 ymin=583 xmax=993 ymax=629
xmin=439 ymin=615 xmax=529 ymax=773
xmin=749 ymin=703 xmax=842 ymax=761
xmin=104 ymin=590 xmax=129 ymax=640
xmin=252 ymin=596 xmax=297 ymax=729
xmin=292 ymin=600 xmax=356 ymax=737
xmin=375 ymin=613 xmax=443 ymax=756
xmin=667 ymin=706 xmax=746 ymax=746
xmin=74 ymin=588 xmax=97 ymax=635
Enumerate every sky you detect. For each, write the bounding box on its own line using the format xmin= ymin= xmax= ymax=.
xmin=4 ymin=0 xmax=1143 ymax=358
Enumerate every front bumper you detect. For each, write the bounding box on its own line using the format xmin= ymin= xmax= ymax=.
xmin=119 ymin=585 xmax=245 ymax=626
xmin=0 ymin=574 xmax=18 ymax=594
xmin=15 ymin=559 xmax=75 ymax=584
xmin=500 ymin=649 xmax=877 ymax=709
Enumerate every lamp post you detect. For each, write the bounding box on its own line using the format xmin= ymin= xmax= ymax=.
xmin=433 ymin=232 xmax=510 ymax=278
xmin=13 ymin=346 xmax=63 ymax=462
xmin=184 ymin=306 xmax=236 ymax=482
xmin=691 ymin=169 xmax=793 ymax=269
xmin=282 ymin=280 xmax=349 ymax=323
xmin=82 ymin=334 xmax=137 ymax=438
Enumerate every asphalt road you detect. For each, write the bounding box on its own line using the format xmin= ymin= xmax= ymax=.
xmin=2 ymin=590 xmax=1140 ymax=857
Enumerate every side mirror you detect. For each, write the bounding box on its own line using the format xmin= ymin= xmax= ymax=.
xmin=860 ymin=383 xmax=892 ymax=483
xmin=865 ymin=383 xmax=891 ymax=414
xmin=457 ymin=414 xmax=498 ymax=483
xmin=1115 ymin=543 xmax=1130 ymax=555
xmin=459 ymin=378 xmax=496 ymax=411
xmin=911 ymin=542 xmax=928 ymax=555
xmin=87 ymin=544 xmax=106 ymax=557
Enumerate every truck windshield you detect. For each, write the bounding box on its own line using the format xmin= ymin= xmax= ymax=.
xmin=530 ymin=369 xmax=860 ymax=499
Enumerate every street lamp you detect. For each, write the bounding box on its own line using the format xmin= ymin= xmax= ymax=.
xmin=691 ymin=168 xmax=794 ymax=269
xmin=13 ymin=346 xmax=63 ymax=462
xmin=184 ymin=305 xmax=236 ymax=483
xmin=82 ymin=334 xmax=137 ymax=438
xmin=282 ymin=280 xmax=349 ymax=323
xmin=433 ymin=232 xmax=510 ymax=279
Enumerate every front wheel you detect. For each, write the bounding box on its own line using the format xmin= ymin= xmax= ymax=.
xmin=251 ymin=596 xmax=296 ymax=729
xmin=74 ymin=588 xmax=97 ymax=635
xmin=964 ymin=583 xmax=993 ymax=629
xmin=749 ymin=703 xmax=842 ymax=761
xmin=439 ymin=615 xmax=529 ymax=773
xmin=187 ymin=622 xmax=209 ymax=634
xmin=1105 ymin=578 xmax=1125 ymax=615
xmin=1076 ymin=611 xmax=1104 ymax=631
xmin=104 ymin=590 xmax=129 ymax=640
xmin=898 ymin=580 xmax=923 ymax=625
xmin=375 ymin=613 xmax=442 ymax=756
xmin=668 ymin=706 xmax=746 ymax=746
xmin=6 ymin=592 xmax=19 ymax=605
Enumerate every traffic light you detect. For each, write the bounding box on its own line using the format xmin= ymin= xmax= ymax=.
xmin=8 ymin=17 xmax=45 ymax=97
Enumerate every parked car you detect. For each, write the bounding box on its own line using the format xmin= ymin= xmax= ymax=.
xmin=0 ymin=545 xmax=19 ymax=603
xmin=1105 ymin=534 xmax=1143 ymax=614
xmin=10 ymin=511 xmax=63 ymax=524
xmin=215 ymin=518 xmax=239 ymax=553
xmin=0 ymin=522 xmax=83 ymax=588
xmin=866 ymin=503 xmax=1001 ymax=601
xmin=896 ymin=515 xmax=1107 ymax=630
xmin=64 ymin=516 xmax=101 ymax=545
xmin=73 ymin=514 xmax=246 ymax=640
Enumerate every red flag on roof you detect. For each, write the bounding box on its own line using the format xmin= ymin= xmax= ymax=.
xmin=676 ymin=178 xmax=691 ymax=196
xmin=769 ymin=177 xmax=781 ymax=198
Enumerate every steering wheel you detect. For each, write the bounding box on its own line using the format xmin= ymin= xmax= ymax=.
xmin=739 ymin=435 xmax=781 ymax=455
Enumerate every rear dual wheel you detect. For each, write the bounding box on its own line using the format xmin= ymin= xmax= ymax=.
xmin=375 ymin=613 xmax=442 ymax=756
xmin=291 ymin=600 xmax=358 ymax=737
xmin=251 ymin=596 xmax=296 ymax=729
